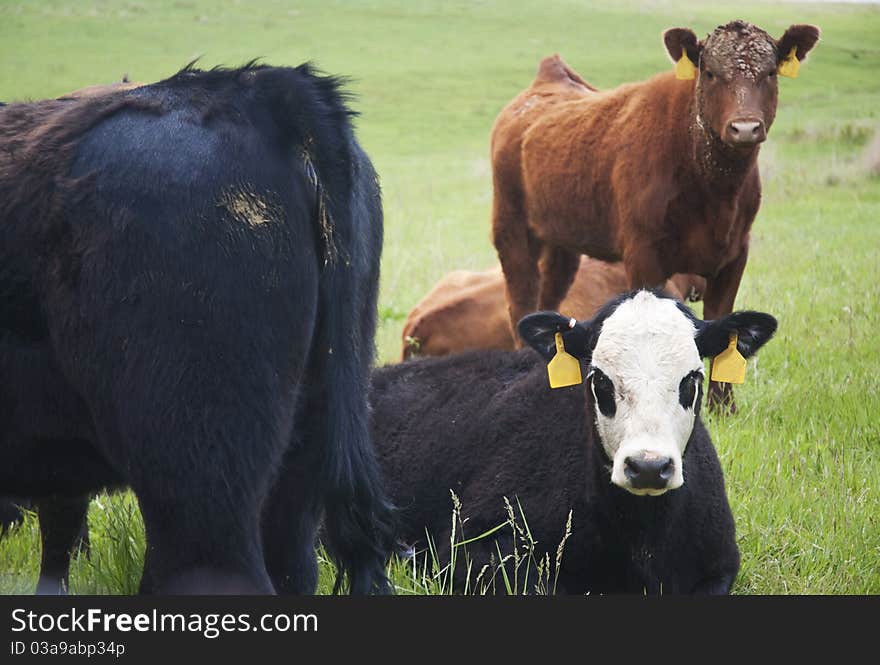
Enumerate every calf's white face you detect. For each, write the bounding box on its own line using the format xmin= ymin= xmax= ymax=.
xmin=518 ymin=289 xmax=777 ymax=499
xmin=589 ymin=292 xmax=703 ymax=495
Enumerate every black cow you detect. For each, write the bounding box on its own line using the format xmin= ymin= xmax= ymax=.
xmin=0 ymin=63 xmax=394 ymax=594
xmin=371 ymin=290 xmax=776 ymax=594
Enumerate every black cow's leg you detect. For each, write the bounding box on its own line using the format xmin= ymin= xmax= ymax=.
xmin=56 ymin=262 xmax=312 ymax=594
xmin=691 ymin=573 xmax=736 ymax=595
xmin=99 ymin=351 xmax=301 ymax=595
xmin=66 ymin=332 xmax=305 ymax=595
xmin=136 ymin=490 xmax=275 ymax=595
xmin=132 ymin=429 xmax=284 ymax=597
xmin=262 ymin=434 xmax=323 ymax=594
xmin=35 ymin=494 xmax=90 ymax=595
xmin=80 ymin=297 xmax=313 ymax=595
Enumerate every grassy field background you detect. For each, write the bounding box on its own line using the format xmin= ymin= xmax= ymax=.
xmin=0 ymin=0 xmax=877 ymax=594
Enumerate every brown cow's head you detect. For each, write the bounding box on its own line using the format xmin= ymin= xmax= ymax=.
xmin=664 ymin=20 xmax=820 ymax=151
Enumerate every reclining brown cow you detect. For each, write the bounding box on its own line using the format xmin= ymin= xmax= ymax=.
xmin=490 ymin=20 xmax=819 ymax=410
xmin=401 ymin=257 xmax=704 ymax=359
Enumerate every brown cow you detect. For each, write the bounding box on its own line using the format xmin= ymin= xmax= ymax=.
xmin=401 ymin=257 xmax=704 ymax=360
xmin=491 ymin=21 xmax=819 ymax=409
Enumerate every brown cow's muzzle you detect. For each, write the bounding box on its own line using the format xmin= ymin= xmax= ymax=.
xmin=725 ymin=117 xmax=767 ymax=147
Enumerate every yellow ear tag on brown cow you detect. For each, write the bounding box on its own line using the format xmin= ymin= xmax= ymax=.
xmin=778 ymin=46 xmax=800 ymax=78
xmin=675 ymin=52 xmax=696 ymax=80
xmin=710 ymin=333 xmax=746 ymax=384
xmin=547 ymin=332 xmax=583 ymax=389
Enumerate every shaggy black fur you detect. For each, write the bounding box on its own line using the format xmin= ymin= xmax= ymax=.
xmin=372 ymin=349 xmax=738 ymax=594
xmin=371 ymin=295 xmax=776 ymax=594
xmin=0 ymin=63 xmax=394 ymax=594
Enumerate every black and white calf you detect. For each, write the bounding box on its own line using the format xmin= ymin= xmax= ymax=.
xmin=371 ymin=289 xmax=777 ymax=594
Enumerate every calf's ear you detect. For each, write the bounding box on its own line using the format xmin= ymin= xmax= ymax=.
xmin=777 ymin=24 xmax=821 ymax=63
xmin=663 ymin=28 xmax=702 ymax=68
xmin=517 ymin=311 xmax=593 ymax=362
xmin=695 ymin=311 xmax=778 ymax=359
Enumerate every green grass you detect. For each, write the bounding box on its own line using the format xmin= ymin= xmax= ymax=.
xmin=0 ymin=0 xmax=878 ymax=594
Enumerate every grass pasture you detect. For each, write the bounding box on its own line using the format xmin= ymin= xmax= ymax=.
xmin=0 ymin=0 xmax=877 ymax=594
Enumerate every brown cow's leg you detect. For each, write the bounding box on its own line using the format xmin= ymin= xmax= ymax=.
xmin=624 ymin=252 xmax=668 ymax=291
xmin=538 ymin=247 xmax=581 ymax=314
xmin=494 ymin=221 xmax=541 ymax=347
xmin=702 ymin=247 xmax=749 ymax=414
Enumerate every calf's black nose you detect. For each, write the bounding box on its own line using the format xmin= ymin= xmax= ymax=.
xmin=624 ymin=455 xmax=674 ymax=490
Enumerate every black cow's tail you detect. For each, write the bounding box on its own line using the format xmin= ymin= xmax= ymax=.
xmin=316 ymin=164 xmax=397 ymax=594
xmin=322 ymin=428 xmax=398 ymax=596
xmin=254 ymin=64 xmax=397 ymax=594
xmin=315 ymin=252 xmax=397 ymax=595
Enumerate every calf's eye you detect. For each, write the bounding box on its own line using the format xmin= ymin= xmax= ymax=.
xmin=678 ymin=371 xmax=704 ymax=412
xmin=589 ymin=368 xmax=617 ymax=418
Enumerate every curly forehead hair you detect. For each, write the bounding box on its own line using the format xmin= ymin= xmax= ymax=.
xmin=702 ymin=20 xmax=777 ymax=80
xmin=706 ymin=20 xmax=774 ymax=46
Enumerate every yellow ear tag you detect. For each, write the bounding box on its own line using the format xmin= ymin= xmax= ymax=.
xmin=710 ymin=333 xmax=746 ymax=384
xmin=778 ymin=46 xmax=800 ymax=78
xmin=675 ymin=51 xmax=696 ymax=80
xmin=547 ymin=332 xmax=583 ymax=389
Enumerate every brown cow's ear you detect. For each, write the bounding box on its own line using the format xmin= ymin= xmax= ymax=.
xmin=663 ymin=28 xmax=701 ymax=69
xmin=777 ymin=24 xmax=821 ymax=63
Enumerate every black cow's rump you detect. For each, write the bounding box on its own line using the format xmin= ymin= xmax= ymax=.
xmin=0 ymin=63 xmax=394 ymax=594
xmin=370 ymin=347 xmax=740 ymax=594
